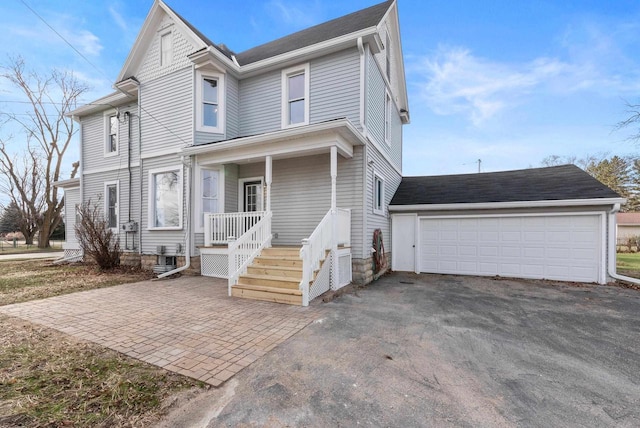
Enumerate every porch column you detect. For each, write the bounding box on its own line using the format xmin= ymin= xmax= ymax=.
xmin=330 ymin=146 xmax=337 ymax=212
xmin=265 ymin=155 xmax=272 ymax=212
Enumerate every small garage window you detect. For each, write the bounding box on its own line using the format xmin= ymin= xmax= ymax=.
xmin=374 ymin=173 xmax=385 ymax=215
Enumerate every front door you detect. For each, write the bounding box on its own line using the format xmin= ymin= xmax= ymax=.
xmin=243 ymin=181 xmax=262 ymax=212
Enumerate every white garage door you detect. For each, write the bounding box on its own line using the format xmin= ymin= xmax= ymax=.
xmin=420 ymin=214 xmax=602 ymax=283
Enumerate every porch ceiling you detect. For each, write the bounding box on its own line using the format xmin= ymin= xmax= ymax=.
xmin=183 ymin=119 xmax=365 ymax=165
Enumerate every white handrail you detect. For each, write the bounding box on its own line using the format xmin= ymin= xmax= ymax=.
xmin=204 ymin=211 xmax=266 ymax=246
xmin=227 ymin=212 xmax=272 ymax=295
xmin=300 ymin=209 xmax=334 ymax=306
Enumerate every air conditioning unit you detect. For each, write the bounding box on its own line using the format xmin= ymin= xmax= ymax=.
xmin=156 ymin=245 xmax=166 ymax=255
xmin=122 ymin=221 xmax=138 ymax=232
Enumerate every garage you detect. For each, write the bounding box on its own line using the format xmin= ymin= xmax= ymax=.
xmin=390 ymin=165 xmax=624 ymax=284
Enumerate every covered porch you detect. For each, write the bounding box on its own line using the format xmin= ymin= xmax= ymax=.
xmin=182 ymin=119 xmax=364 ymax=305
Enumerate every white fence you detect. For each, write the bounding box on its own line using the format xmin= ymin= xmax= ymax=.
xmin=227 ymin=212 xmax=272 ymax=295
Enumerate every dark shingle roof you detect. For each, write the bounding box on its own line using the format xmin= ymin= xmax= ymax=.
xmin=235 ymin=1 xmax=392 ymax=65
xmin=390 ymin=165 xmax=621 ymax=206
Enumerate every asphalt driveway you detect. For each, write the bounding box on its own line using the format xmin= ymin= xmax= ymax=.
xmin=160 ymin=272 xmax=640 ymax=427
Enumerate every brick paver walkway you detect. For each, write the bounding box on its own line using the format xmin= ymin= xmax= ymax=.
xmin=0 ymin=276 xmax=324 ymax=386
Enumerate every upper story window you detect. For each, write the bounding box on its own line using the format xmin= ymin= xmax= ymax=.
xmin=160 ymin=32 xmax=173 ymax=66
xmin=196 ymin=71 xmax=225 ymax=133
xmin=104 ymin=111 xmax=118 ymax=156
xmin=281 ymin=63 xmax=309 ymax=128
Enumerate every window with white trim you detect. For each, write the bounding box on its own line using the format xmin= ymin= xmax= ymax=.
xmin=385 ymin=31 xmax=391 ymax=82
xmin=374 ymin=173 xmax=385 ymax=215
xmin=104 ymin=113 xmax=118 ymax=156
xmin=196 ymin=71 xmax=225 ymax=133
xmin=384 ymin=92 xmax=391 ymax=145
xmin=281 ymin=64 xmax=309 ymax=128
xmin=160 ymin=32 xmax=173 ymax=66
xmin=149 ymin=167 xmax=182 ymax=229
xmin=200 ymin=168 xmax=220 ymax=228
xmin=104 ymin=181 xmax=119 ymax=230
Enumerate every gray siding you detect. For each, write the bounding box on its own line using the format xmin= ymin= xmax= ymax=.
xmin=226 ymin=75 xmax=240 ymax=139
xmin=140 ymin=155 xmax=187 ymax=256
xmin=310 ymin=47 xmax=361 ymax=128
xmin=238 ymin=70 xmax=281 ymax=136
xmin=81 ymin=102 xmax=140 ymax=173
xmin=63 ymin=187 xmax=80 ymax=248
xmin=237 ymin=151 xmax=363 ymax=258
xmin=140 ymin=67 xmax=192 ymax=153
xmin=364 ymin=143 xmax=402 ymax=260
xmin=224 ymin=163 xmax=239 ymax=213
xmin=81 ymin=166 xmax=141 ymax=251
xmin=365 ymin=48 xmax=402 ymax=172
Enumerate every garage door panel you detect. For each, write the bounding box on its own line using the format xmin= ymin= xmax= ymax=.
xmin=419 ymin=215 xmax=601 ymax=283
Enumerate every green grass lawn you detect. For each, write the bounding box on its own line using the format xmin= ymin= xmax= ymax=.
xmin=616 ymin=252 xmax=640 ymax=279
xmin=0 ymin=240 xmax=63 ymax=254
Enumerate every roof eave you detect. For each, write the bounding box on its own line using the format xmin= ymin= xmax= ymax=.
xmin=389 ymin=198 xmax=627 ymax=212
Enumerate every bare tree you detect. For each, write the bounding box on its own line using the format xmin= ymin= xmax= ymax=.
xmin=0 ymin=57 xmax=87 ymax=248
xmin=616 ymin=101 xmax=640 ymax=143
xmin=75 ymin=200 xmax=121 ymax=270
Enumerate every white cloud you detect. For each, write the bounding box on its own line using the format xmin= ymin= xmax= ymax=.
xmin=265 ymin=0 xmax=321 ymax=28
xmin=413 ymin=46 xmax=569 ymax=125
xmin=108 ymin=5 xmax=128 ymax=32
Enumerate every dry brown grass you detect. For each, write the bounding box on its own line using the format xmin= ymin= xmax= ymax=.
xmin=0 ymin=260 xmax=206 ymax=426
xmin=0 ymin=260 xmax=155 ymax=306
xmin=0 ymin=315 xmax=204 ymax=427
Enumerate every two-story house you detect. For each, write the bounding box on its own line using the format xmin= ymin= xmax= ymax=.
xmin=59 ymin=0 xmax=409 ymax=306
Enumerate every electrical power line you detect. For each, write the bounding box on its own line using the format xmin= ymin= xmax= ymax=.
xmin=19 ymin=0 xmax=189 ymax=146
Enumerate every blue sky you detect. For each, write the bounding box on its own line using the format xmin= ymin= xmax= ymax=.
xmin=2 ymin=0 xmax=640 ymax=181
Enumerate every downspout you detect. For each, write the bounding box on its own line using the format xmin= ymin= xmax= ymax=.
xmin=607 ymin=203 xmax=640 ymax=285
xmin=156 ymin=155 xmax=192 ymax=278
xmin=138 ymin=84 xmax=143 ymax=253
xmin=125 ymin=111 xmax=132 ymax=222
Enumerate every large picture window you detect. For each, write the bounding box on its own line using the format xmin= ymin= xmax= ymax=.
xmin=281 ymin=64 xmax=309 ymax=128
xmin=150 ymin=168 xmax=182 ymax=229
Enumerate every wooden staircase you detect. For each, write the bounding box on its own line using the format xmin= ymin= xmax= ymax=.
xmin=231 ymin=247 xmax=304 ymax=305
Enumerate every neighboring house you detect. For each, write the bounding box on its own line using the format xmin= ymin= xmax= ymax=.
xmin=60 ymin=0 xmax=409 ymax=305
xmin=616 ymin=212 xmax=640 ymax=244
xmin=389 ymin=165 xmax=624 ymax=285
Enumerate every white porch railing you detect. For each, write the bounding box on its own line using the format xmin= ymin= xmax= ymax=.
xmin=204 ymin=211 xmax=266 ymax=246
xmin=227 ymin=212 xmax=272 ymax=295
xmin=300 ymin=208 xmax=351 ymax=306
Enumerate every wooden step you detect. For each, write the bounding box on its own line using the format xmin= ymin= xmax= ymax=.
xmin=253 ymin=256 xmax=302 ymax=268
xmin=237 ymin=274 xmax=300 ymax=289
xmin=231 ymin=285 xmax=303 ymax=305
xmin=247 ymin=265 xmax=303 ymax=279
xmin=233 ymin=283 xmax=302 ymax=296
xmin=261 ymin=247 xmax=301 ymax=257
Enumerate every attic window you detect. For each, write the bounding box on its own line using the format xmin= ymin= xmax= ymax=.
xmin=160 ymin=32 xmax=173 ymax=66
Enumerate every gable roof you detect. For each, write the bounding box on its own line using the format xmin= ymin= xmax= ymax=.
xmin=235 ymin=1 xmax=393 ymax=65
xmin=617 ymin=212 xmax=640 ymax=225
xmin=390 ymin=165 xmax=622 ymax=206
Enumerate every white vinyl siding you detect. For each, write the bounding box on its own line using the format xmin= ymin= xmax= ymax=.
xmin=309 ymin=47 xmax=361 ymax=128
xmin=239 ymin=70 xmax=281 ymax=136
xmin=63 ymin=186 xmax=81 ymax=249
xmin=140 ymin=67 xmax=192 ymax=153
xmin=364 ymin=143 xmax=402 ymax=261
